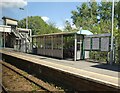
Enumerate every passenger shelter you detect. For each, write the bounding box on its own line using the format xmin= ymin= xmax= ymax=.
xmin=32 ymin=31 xmax=84 ymax=61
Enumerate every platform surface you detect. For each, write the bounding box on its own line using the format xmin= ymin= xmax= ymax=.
xmin=0 ymin=48 xmax=119 ymax=89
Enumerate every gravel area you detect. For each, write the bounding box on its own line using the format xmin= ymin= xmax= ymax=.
xmin=2 ymin=65 xmax=44 ymax=92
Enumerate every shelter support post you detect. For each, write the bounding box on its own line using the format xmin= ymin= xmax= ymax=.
xmin=110 ymin=0 xmax=115 ymax=65
xmin=52 ymin=36 xmax=53 ymax=50
xmin=29 ymin=29 xmax=32 ymax=52
xmin=61 ymin=35 xmax=63 ymax=59
xmin=74 ymin=34 xmax=77 ymax=61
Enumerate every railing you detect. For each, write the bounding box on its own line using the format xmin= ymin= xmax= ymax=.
xmin=14 ymin=42 xmax=32 ymax=53
xmin=12 ymin=29 xmax=32 ymax=53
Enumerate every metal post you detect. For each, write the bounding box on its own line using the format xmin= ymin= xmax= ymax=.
xmin=29 ymin=29 xmax=32 ymax=52
xmin=26 ymin=6 xmax=28 ymax=29
xmin=110 ymin=0 xmax=114 ymax=65
xmin=19 ymin=7 xmax=28 ymax=29
xmin=61 ymin=35 xmax=63 ymax=59
xmin=3 ymin=25 xmax=6 ymax=48
xmin=25 ymin=38 xmax=27 ymax=53
xmin=19 ymin=7 xmax=28 ymax=52
xmin=51 ymin=36 xmax=54 ymax=51
xmin=74 ymin=34 xmax=77 ymax=61
xmin=18 ymin=39 xmax=19 ymax=51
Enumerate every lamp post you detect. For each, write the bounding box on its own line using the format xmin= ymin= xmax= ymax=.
xmin=19 ymin=7 xmax=28 ymax=29
xmin=0 ymin=3 xmax=5 ymax=48
xmin=110 ymin=0 xmax=115 ymax=65
xmin=19 ymin=7 xmax=28 ymax=53
xmin=0 ymin=20 xmax=4 ymax=48
xmin=3 ymin=25 xmax=5 ymax=48
xmin=0 ymin=20 xmax=5 ymax=48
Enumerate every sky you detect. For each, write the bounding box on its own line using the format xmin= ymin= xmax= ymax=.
xmin=0 ymin=1 xmax=82 ymax=30
xmin=0 ymin=0 xmax=117 ymax=30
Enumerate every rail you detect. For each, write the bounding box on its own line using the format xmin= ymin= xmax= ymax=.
xmin=0 ymin=61 xmax=62 ymax=93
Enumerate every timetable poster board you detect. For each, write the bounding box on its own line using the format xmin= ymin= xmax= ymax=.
xmin=84 ymin=37 xmax=91 ymax=50
xmin=92 ymin=38 xmax=99 ymax=50
xmin=101 ymin=37 xmax=110 ymax=51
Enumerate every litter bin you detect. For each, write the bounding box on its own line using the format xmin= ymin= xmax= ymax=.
xmin=32 ymin=47 xmax=37 ymax=54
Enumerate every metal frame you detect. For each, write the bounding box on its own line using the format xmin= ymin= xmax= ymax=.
xmin=84 ymin=33 xmax=111 ymax=51
xmin=32 ymin=32 xmax=84 ymax=61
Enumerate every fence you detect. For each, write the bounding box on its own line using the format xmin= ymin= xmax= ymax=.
xmin=84 ymin=33 xmax=114 ymax=63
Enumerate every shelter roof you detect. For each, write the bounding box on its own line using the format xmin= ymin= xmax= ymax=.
xmin=2 ymin=16 xmax=18 ymax=21
xmin=32 ymin=31 xmax=84 ymax=38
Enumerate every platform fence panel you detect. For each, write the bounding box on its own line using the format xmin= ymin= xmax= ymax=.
xmin=84 ymin=33 xmax=111 ymax=63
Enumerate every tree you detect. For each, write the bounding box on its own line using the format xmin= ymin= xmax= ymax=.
xmin=47 ymin=22 xmax=60 ymax=33
xmin=71 ymin=2 xmax=119 ymax=63
xmin=71 ymin=2 xmax=118 ymax=34
xmin=18 ymin=16 xmax=61 ymax=35
xmin=64 ymin=20 xmax=73 ymax=32
xmin=71 ymin=2 xmax=100 ymax=33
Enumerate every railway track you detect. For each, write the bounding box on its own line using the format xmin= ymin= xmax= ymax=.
xmin=1 ymin=84 xmax=8 ymax=93
xmin=0 ymin=61 xmax=63 ymax=93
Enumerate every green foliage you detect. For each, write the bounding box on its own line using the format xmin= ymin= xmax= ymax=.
xmin=64 ymin=21 xmax=73 ymax=32
xmin=70 ymin=2 xmax=120 ymax=63
xmin=90 ymin=51 xmax=108 ymax=62
xmin=18 ymin=16 xmax=61 ymax=35
xmin=71 ymin=2 xmax=98 ymax=32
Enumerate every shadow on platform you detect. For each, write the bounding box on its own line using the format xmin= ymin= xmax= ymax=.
xmin=91 ymin=64 xmax=120 ymax=72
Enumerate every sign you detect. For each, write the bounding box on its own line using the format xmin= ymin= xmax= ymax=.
xmin=84 ymin=33 xmax=111 ymax=51
xmin=92 ymin=38 xmax=99 ymax=50
xmin=84 ymin=37 xmax=91 ymax=50
xmin=0 ymin=26 xmax=11 ymax=33
xmin=101 ymin=37 xmax=110 ymax=51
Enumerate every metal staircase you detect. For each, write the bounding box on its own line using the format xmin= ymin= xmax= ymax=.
xmin=12 ymin=29 xmax=32 ymax=53
xmin=11 ymin=29 xmax=21 ymax=39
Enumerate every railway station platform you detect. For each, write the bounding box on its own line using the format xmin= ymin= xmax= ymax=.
xmin=0 ymin=48 xmax=120 ymax=91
